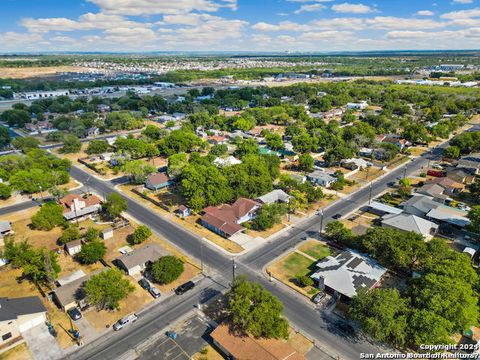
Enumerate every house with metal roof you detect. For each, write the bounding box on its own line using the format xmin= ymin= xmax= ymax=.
xmin=310 ymin=250 xmax=387 ymax=299
xmin=306 ymin=171 xmax=337 ymax=188
xmin=381 ymin=213 xmax=439 ymax=240
xmin=426 ymin=206 xmax=471 ymax=228
xmin=145 ymin=172 xmax=173 ymax=191
xmin=0 ymin=296 xmax=47 ymax=345
xmin=257 ymin=189 xmax=291 ymax=205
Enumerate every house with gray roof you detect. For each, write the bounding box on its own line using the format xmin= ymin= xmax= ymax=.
xmin=416 ymin=183 xmax=449 ymax=203
xmin=0 ymin=296 xmax=47 ymax=344
xmin=310 ymin=250 xmax=387 ymax=299
xmin=257 ymin=189 xmax=291 ymax=205
xmin=0 ymin=221 xmax=12 ymax=239
xmin=401 ymin=195 xmax=440 ymax=217
xmin=306 ymin=171 xmax=337 ymax=188
xmin=114 ymin=243 xmax=167 ymax=276
xmin=426 ymin=206 xmax=471 ymax=228
xmin=381 ymin=213 xmax=438 ymax=240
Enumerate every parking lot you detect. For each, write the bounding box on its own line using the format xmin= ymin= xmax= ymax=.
xmin=138 ymin=315 xmax=213 ymax=360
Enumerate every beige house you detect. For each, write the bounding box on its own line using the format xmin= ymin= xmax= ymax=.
xmin=0 ymin=296 xmax=47 ymax=345
xmin=53 ymin=270 xmax=103 ymax=311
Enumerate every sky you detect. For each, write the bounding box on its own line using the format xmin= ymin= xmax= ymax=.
xmin=1 ymin=0 xmax=480 ymax=53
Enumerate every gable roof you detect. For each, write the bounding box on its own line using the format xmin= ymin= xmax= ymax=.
xmin=0 ymin=296 xmax=46 ymax=321
xmin=257 ymin=189 xmax=291 ymax=204
xmin=401 ymin=195 xmax=440 ymax=214
xmin=310 ymin=250 xmax=386 ymax=298
xmin=307 ymin=171 xmax=336 ymax=183
xmin=211 ymin=323 xmax=305 ymax=360
xmin=430 ymin=177 xmax=465 ymax=190
xmin=381 ymin=213 xmax=438 ymax=236
xmin=115 ymin=243 xmax=167 ymax=270
xmin=54 ymin=269 xmax=103 ymax=307
xmin=146 ymin=172 xmax=171 ymax=186
xmin=59 ymin=194 xmax=101 ymax=210
xmin=426 ymin=206 xmax=470 ymax=227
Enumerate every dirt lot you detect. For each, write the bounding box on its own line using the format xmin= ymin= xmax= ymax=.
xmin=0 ymin=66 xmax=87 ymax=79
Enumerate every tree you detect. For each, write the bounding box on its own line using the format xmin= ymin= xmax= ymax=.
xmin=0 ymin=183 xmax=12 ymax=200
xmin=85 ymin=227 xmax=101 ymax=242
xmin=150 ymin=256 xmax=184 ymax=284
xmin=0 ymin=126 xmax=11 ymax=149
xmin=86 ymin=140 xmax=110 ymax=155
xmin=84 ymin=268 xmax=134 ymax=310
xmin=296 ymin=275 xmax=313 ymax=288
xmin=468 ymin=179 xmax=480 ymax=199
xmin=102 ymin=193 xmax=127 ymax=219
xmin=128 ymin=225 xmax=152 ymax=245
xmin=444 ymin=146 xmax=460 ymax=159
xmin=265 ymin=133 xmax=284 ymax=150
xmin=31 ymin=202 xmax=65 ymax=230
xmin=12 ymin=137 xmax=40 ymax=152
xmin=122 ymin=160 xmax=156 ymax=184
xmin=228 ymin=276 xmax=289 ymax=339
xmin=298 ymin=154 xmax=314 ymax=172
xmin=2 ymin=239 xmax=61 ymax=285
xmin=325 ymin=221 xmax=354 ymax=245
xmin=60 ymin=135 xmax=82 ymax=154
xmin=234 ymin=139 xmax=259 ymax=158
xmin=58 ymin=225 xmax=80 ymax=245
xmin=350 ymin=288 xmax=408 ymax=347
xmin=467 ymin=206 xmax=480 ymax=233
xmin=209 ymin=144 xmax=228 ymax=156
xmin=408 ymin=309 xmax=453 ymax=347
xmin=252 ymin=203 xmax=288 ymax=231
xmin=76 ymin=240 xmax=106 ymax=264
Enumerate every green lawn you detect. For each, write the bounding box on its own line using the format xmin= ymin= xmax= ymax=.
xmin=299 ymin=242 xmax=331 ymax=260
xmin=282 ymin=253 xmax=315 ymax=277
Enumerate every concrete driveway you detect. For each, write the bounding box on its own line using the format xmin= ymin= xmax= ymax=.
xmin=22 ymin=324 xmax=65 ymax=360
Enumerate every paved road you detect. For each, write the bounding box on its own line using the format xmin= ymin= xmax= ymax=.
xmin=0 ymin=142 xmax=446 ymax=360
xmin=66 ymin=277 xmax=226 ymax=360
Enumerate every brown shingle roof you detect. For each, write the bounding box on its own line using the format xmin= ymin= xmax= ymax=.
xmin=115 ymin=243 xmax=167 ymax=270
xmin=59 ymin=194 xmax=101 ymax=211
xmin=146 ymin=172 xmax=171 ymax=186
xmin=211 ymin=324 xmax=305 ymax=360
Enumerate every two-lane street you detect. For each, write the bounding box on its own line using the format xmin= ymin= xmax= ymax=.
xmin=65 ymin=143 xmax=446 ymax=359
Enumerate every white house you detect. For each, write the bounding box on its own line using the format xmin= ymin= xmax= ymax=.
xmin=307 ymin=171 xmax=337 ymax=187
xmin=213 ymin=156 xmax=242 ymax=168
xmin=346 ymin=101 xmax=369 ymax=110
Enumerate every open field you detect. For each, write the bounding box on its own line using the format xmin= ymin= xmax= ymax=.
xmin=0 ymin=66 xmax=87 ymax=79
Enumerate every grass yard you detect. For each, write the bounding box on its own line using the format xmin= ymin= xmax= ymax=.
xmin=193 ymin=345 xmax=225 ymax=360
xmin=268 ymin=251 xmax=319 ymax=298
xmin=0 ymin=343 xmax=32 ymax=360
xmin=298 ymin=240 xmax=331 ymax=260
xmin=247 ymin=222 xmax=287 ymax=239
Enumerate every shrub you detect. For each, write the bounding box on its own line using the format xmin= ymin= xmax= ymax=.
xmin=150 ymin=256 xmax=184 ymax=284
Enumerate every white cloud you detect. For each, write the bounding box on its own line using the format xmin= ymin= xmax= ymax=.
xmin=453 ymin=0 xmax=473 ymax=4
xmin=331 ymin=2 xmax=374 ymax=14
xmin=366 ymin=16 xmax=446 ymax=30
xmin=86 ymin=0 xmax=234 ymax=16
xmin=441 ymin=8 xmax=480 ymax=19
xmin=416 ymin=10 xmax=434 ymax=16
xmin=294 ymin=3 xmax=326 ymax=14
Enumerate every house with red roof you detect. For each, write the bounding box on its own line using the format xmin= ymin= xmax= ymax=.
xmin=59 ymin=194 xmax=102 ymax=221
xmin=200 ymin=198 xmax=261 ymax=238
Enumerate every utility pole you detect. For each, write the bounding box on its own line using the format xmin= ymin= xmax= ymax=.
xmin=403 ymin=163 xmax=408 ymax=179
xmin=368 ymin=182 xmax=373 ymax=205
xmin=319 ymin=209 xmax=324 ymax=235
xmin=200 ymin=239 xmax=204 ymax=275
xmin=232 ymin=257 xmax=237 ymax=284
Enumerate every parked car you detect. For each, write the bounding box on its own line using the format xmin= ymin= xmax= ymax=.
xmin=312 ymin=292 xmax=326 ymax=304
xmin=67 ymin=307 xmax=82 ymax=321
xmin=387 ymin=181 xmax=396 ymax=187
xmin=175 ymin=281 xmax=195 ymax=295
xmin=149 ymin=286 xmax=161 ymax=299
xmin=113 ymin=314 xmax=138 ymax=331
xmin=332 ymin=214 xmax=342 ymax=219
xmin=138 ymin=278 xmax=150 ymax=290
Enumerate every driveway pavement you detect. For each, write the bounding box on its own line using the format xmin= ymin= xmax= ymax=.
xmin=22 ymin=324 xmax=65 ymax=360
xmin=75 ymin=317 xmax=98 ymax=344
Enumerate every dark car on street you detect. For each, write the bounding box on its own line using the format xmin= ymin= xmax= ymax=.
xmin=175 ymin=281 xmax=195 ymax=295
xmin=332 ymin=214 xmax=342 ymax=219
xmin=67 ymin=307 xmax=82 ymax=321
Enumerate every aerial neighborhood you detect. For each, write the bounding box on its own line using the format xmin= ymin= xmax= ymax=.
xmin=0 ymin=50 xmax=480 ymax=360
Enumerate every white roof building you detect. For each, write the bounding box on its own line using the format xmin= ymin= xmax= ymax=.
xmin=213 ymin=156 xmax=242 ymax=168
xmin=257 ymin=189 xmax=291 ymax=205
xmin=311 ymin=251 xmax=387 ymax=298
xmin=381 ymin=213 xmax=438 ymax=239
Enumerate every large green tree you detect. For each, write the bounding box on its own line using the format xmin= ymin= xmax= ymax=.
xmin=31 ymin=202 xmax=65 ymax=230
xmin=76 ymin=240 xmax=106 ymax=264
xmin=122 ymin=160 xmax=156 ymax=184
xmin=150 ymin=256 xmax=184 ymax=284
xmin=84 ymin=268 xmax=134 ymax=310
xmin=228 ymin=276 xmax=289 ymax=339
xmin=102 ymin=193 xmax=127 ymax=219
